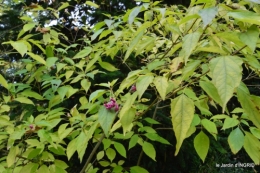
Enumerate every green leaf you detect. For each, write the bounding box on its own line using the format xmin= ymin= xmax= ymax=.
xmin=106 ymin=148 xmax=116 ymax=162
xmin=38 ymin=165 xmax=50 ymax=173
xmin=128 ymin=6 xmax=141 ymax=25
xmin=250 ymin=127 xmax=260 ymax=139
xmin=85 ymin=1 xmax=99 ymax=8
xmin=209 ymin=56 xmax=243 ymax=112
xmin=89 ymin=89 xmax=106 ymax=103
xmin=182 ymin=60 xmax=201 ymax=80
xmin=201 ymin=119 xmax=218 ymax=139
xmin=120 ymin=108 xmax=136 ymax=135
xmin=144 ymin=133 xmax=171 ymax=145
xmin=99 ymin=62 xmax=119 ymax=71
xmin=153 ymin=76 xmax=168 ymax=100
xmin=7 ymin=146 xmax=18 ymax=167
xmin=0 ymin=74 xmax=8 ymax=89
xmin=21 ymin=90 xmax=44 ymax=100
xmin=46 ymin=57 xmax=58 ymax=68
xmin=73 ymin=47 xmax=92 ymax=59
xmin=67 ymin=138 xmax=77 ymax=160
xmin=98 ymin=106 xmax=117 ymax=137
xmin=97 ymin=151 xmax=104 ymax=161
xmin=179 ymin=31 xmax=201 ymax=63
xmin=19 ymin=163 xmax=39 ymax=173
xmin=171 ymin=94 xmax=194 ymax=155
xmin=124 ymin=30 xmax=144 ymax=62
xmin=114 ymin=142 xmax=126 ymax=158
xmin=228 ymin=127 xmax=244 ymax=154
xmin=136 ymin=74 xmax=154 ymax=100
xmin=243 ymin=132 xmax=260 ymax=164
xmin=200 ymin=81 xmax=222 ymax=105
xmin=81 ymin=79 xmax=91 ymax=93
xmin=194 ymin=131 xmax=209 ymax=162
xmin=91 ymin=28 xmax=105 ymax=41
xmin=129 ymin=134 xmax=139 ymax=150
xmin=239 ymin=25 xmax=259 ymax=52
xmin=23 ymin=22 xmax=36 ymax=32
xmin=142 ymin=141 xmax=156 ymax=161
xmin=27 ymin=52 xmax=46 ymax=65
xmin=222 ymin=117 xmax=239 ymax=130
xmin=237 ymin=82 xmax=260 ymax=129
xmin=130 ymin=166 xmax=149 ymax=173
xmin=198 ymin=7 xmax=218 ymax=27
xmin=228 ymin=10 xmax=260 ymax=25
xmin=11 ymin=41 xmax=27 ymax=56
xmin=14 ymin=97 xmax=34 ymax=105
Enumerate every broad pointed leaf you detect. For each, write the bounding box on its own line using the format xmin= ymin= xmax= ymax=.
xmin=98 ymin=106 xmax=117 ymax=137
xmin=209 ymin=56 xmax=243 ymax=112
xmin=228 ymin=127 xmax=244 ymax=154
xmin=171 ymin=94 xmax=195 ymax=155
xmin=194 ymin=131 xmax=209 ymax=162
xmin=198 ymin=7 xmax=218 ymax=27
xmin=153 ymin=76 xmax=168 ymax=100
xmin=136 ymin=74 xmax=154 ymax=100
xmin=142 ymin=141 xmax=156 ymax=161
xmin=239 ymin=25 xmax=259 ymax=52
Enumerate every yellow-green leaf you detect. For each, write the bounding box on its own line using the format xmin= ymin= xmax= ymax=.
xmin=11 ymin=41 xmax=27 ymax=57
xmin=142 ymin=141 xmax=156 ymax=161
xmin=228 ymin=127 xmax=244 ymax=154
xmin=0 ymin=74 xmax=8 ymax=89
xmin=209 ymin=56 xmax=243 ymax=112
xmin=194 ymin=131 xmax=209 ymax=162
xmin=99 ymin=62 xmax=119 ymax=71
xmin=239 ymin=25 xmax=259 ymax=52
xmin=14 ymin=97 xmax=34 ymax=105
xmin=85 ymin=1 xmax=99 ymax=8
xmin=136 ymin=74 xmax=154 ymax=100
xmin=171 ymin=94 xmax=195 ymax=155
xmin=179 ymin=31 xmax=201 ymax=63
xmin=243 ymin=132 xmax=260 ymax=164
xmin=153 ymin=76 xmax=168 ymax=100
xmin=27 ymin=52 xmax=46 ymax=65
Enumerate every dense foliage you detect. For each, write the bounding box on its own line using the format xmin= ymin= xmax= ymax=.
xmin=1 ymin=0 xmax=260 ymax=172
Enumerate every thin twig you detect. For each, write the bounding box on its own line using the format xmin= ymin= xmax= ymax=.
xmin=80 ymin=134 xmax=105 ymax=173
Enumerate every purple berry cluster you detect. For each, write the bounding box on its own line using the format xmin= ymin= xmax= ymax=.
xmin=104 ymin=98 xmax=119 ymax=112
xmin=130 ymin=84 xmax=136 ymax=93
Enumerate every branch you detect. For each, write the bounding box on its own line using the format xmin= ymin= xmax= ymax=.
xmin=80 ymin=134 xmax=105 ymax=173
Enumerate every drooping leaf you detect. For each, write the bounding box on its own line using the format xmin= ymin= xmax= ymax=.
xmin=14 ymin=97 xmax=34 ymax=105
xmin=128 ymin=6 xmax=141 ymax=25
xmin=171 ymin=94 xmax=195 ymax=155
xmin=85 ymin=1 xmax=99 ymax=8
xmin=228 ymin=127 xmax=244 ymax=154
xmin=120 ymin=108 xmax=136 ymax=135
xmin=11 ymin=41 xmax=27 ymax=56
xmin=66 ymin=138 xmax=77 ymax=160
xmin=99 ymin=62 xmax=119 ymax=71
xmin=209 ymin=56 xmax=243 ymax=112
xmin=228 ymin=10 xmax=260 ymax=25
xmin=106 ymin=148 xmax=116 ymax=162
xmin=58 ymin=2 xmax=69 ymax=11
xmin=239 ymin=25 xmax=259 ymax=52
xmin=201 ymin=119 xmax=218 ymax=139
xmin=237 ymin=83 xmax=260 ymax=129
xmin=27 ymin=52 xmax=46 ymax=65
xmin=73 ymin=47 xmax=92 ymax=59
xmin=0 ymin=74 xmax=8 ymax=89
xmin=124 ymin=30 xmax=144 ymax=62
xmin=114 ymin=142 xmax=126 ymax=158
xmin=136 ymin=74 xmax=154 ymax=100
xmin=23 ymin=22 xmax=36 ymax=32
xmin=194 ymin=131 xmax=209 ymax=162
xmin=130 ymin=166 xmax=149 ymax=173
xmin=198 ymin=7 xmax=218 ymax=27
xmin=222 ymin=117 xmax=239 ymax=130
xmin=200 ymin=81 xmax=222 ymax=105
xmin=142 ymin=141 xmax=156 ymax=161
xmin=243 ymin=132 xmax=260 ymax=164
xmin=179 ymin=31 xmax=202 ymax=63
xmin=153 ymin=76 xmax=168 ymax=100
xmin=98 ymin=106 xmax=117 ymax=137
